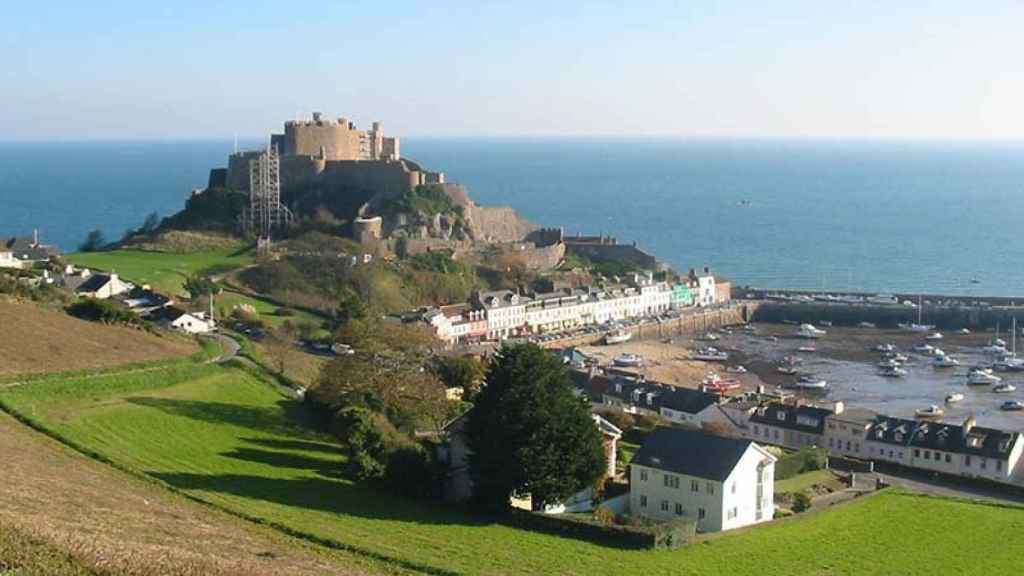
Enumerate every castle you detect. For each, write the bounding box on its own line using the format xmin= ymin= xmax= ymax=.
xmin=210 ymin=113 xmax=446 ymax=201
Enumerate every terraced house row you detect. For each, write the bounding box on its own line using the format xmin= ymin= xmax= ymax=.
xmin=425 ymin=269 xmax=730 ymax=345
xmin=576 ymin=372 xmax=1024 ymax=487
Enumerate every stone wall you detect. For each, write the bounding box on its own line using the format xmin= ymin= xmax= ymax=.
xmin=565 ymin=241 xmax=657 ymax=269
xmin=283 ymin=118 xmax=363 ymax=160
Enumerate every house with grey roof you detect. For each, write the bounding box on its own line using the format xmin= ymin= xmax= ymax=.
xmin=748 ymin=401 xmax=833 ymax=450
xmin=4 ymin=232 xmax=59 ymax=266
xmin=630 ymin=427 xmax=776 ymax=532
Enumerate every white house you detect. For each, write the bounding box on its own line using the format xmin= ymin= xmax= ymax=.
xmin=0 ymin=249 xmax=23 ymax=269
xmin=158 ymin=307 xmax=215 ymax=334
xmin=73 ymin=272 xmax=132 ymax=300
xmin=689 ymin=267 xmax=717 ymax=307
xmin=630 ymin=427 xmax=776 ymax=532
xmin=474 ymin=290 xmax=528 ymax=340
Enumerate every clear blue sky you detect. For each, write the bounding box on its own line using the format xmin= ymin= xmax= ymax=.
xmin=3 ymin=1 xmax=1022 ymax=140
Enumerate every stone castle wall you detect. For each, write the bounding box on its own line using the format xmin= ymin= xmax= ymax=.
xmin=283 ymin=118 xmax=363 ymax=160
xmin=565 ymin=241 xmax=657 ymax=269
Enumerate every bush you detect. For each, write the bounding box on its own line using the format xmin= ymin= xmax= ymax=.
xmin=791 ymin=490 xmax=813 ymax=513
xmin=384 ymin=442 xmax=442 ymax=498
xmin=66 ymin=298 xmax=139 ymax=325
xmin=595 ymin=409 xmax=635 ymax=432
xmin=775 ymin=446 xmax=828 ymax=481
xmin=506 ymin=509 xmax=694 ymax=550
xmin=593 ymin=505 xmax=616 ymax=525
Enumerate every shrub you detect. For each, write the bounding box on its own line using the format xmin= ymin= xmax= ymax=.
xmin=791 ymin=490 xmax=813 ymax=513
xmin=775 ymin=446 xmax=828 ymax=481
xmin=593 ymin=505 xmax=616 ymax=525
xmin=595 ymin=409 xmax=635 ymax=432
xmin=66 ymin=298 xmax=139 ymax=326
xmin=384 ymin=442 xmax=442 ymax=498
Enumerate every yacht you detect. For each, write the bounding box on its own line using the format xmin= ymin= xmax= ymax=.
xmin=945 ymin=392 xmax=965 ymax=404
xmin=967 ymin=371 xmax=1002 ymax=385
xmin=796 ymin=323 xmax=827 ymax=339
xmin=925 ymin=332 xmax=944 ymax=341
xmin=1000 ymin=400 xmax=1024 ymax=412
xmin=915 ymin=405 xmax=945 ymax=418
xmin=604 ymin=329 xmax=632 ymax=345
xmin=613 ymin=354 xmax=644 ymax=367
xmin=899 ymin=295 xmax=934 ymax=332
xmin=933 ymin=355 xmax=960 ymax=368
xmin=983 ymin=344 xmax=1009 ymax=355
xmin=993 ymin=383 xmax=1017 ymax=394
xmin=693 ymin=347 xmax=729 ymax=362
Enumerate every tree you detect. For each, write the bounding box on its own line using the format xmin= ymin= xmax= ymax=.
xmin=434 ymin=355 xmax=486 ymax=401
xmin=140 ymin=211 xmax=161 ymax=233
xmin=264 ymin=321 xmax=298 ymax=376
xmin=184 ymin=275 xmax=220 ymax=299
xmin=79 ymin=229 xmax=107 ymax=252
xmin=791 ymin=490 xmax=813 ymax=513
xmin=465 ymin=343 xmax=606 ymax=513
xmin=332 ymin=407 xmax=391 ymax=480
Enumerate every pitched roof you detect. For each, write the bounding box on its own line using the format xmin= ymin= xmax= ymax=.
xmin=632 ymin=427 xmax=759 ymax=481
xmin=866 ymin=416 xmax=916 ymax=446
xmin=658 ymin=387 xmax=719 ymax=414
xmin=749 ymin=402 xmax=832 ymax=435
xmin=75 ymin=274 xmax=112 ymax=294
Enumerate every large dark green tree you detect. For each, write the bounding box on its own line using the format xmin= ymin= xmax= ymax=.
xmin=465 ymin=343 xmax=606 ymax=513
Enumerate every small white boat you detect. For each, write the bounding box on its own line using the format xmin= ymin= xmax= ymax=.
xmin=604 ymin=329 xmax=632 ymax=345
xmin=925 ymin=332 xmax=944 ymax=341
xmin=819 ymin=320 xmax=833 ymax=327
xmin=726 ymin=365 xmax=748 ymax=374
xmin=791 ymin=375 xmax=828 ymax=390
xmin=886 ymin=353 xmax=910 ymax=363
xmin=693 ymin=347 xmax=729 ymax=362
xmin=995 ymin=338 xmax=1008 ymax=348
xmin=873 ymin=343 xmax=896 ymax=353
xmin=995 ymin=357 xmax=1024 ymax=372
xmin=983 ymin=344 xmax=1008 ymax=355
xmin=945 ymin=392 xmax=965 ymax=404
xmin=958 ymin=328 xmax=971 ymax=335
xmin=929 ymin=347 xmax=946 ymax=358
xmin=878 ymin=358 xmax=903 ymax=369
xmin=968 ymin=371 xmax=1002 ymax=385
xmin=859 ymin=322 xmax=878 ymax=329
xmin=613 ymin=354 xmax=643 ymax=367
xmin=796 ymin=324 xmax=827 ymax=339
xmin=1001 ymin=400 xmax=1024 ymax=411
xmin=880 ymin=366 xmax=907 ymax=378
xmin=900 ymin=322 xmax=935 ymax=333
xmin=993 ymin=383 xmax=1017 ymax=394
xmin=912 ymin=343 xmax=934 ymax=354
xmin=701 ymin=333 xmax=720 ymax=342
xmin=915 ymin=405 xmax=945 ymax=418
xmin=797 ymin=345 xmax=817 ymax=353
xmin=933 ymin=355 xmax=960 ymax=368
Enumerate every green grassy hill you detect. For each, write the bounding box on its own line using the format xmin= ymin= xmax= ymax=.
xmin=3 ymin=362 xmax=1023 ymax=575
xmin=67 ymin=248 xmax=254 ymax=296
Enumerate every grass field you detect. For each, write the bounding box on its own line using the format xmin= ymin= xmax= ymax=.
xmin=4 ymin=365 xmax=1024 ymax=575
xmin=0 ymin=301 xmax=198 ymax=376
xmin=775 ymin=469 xmax=845 ymax=494
xmin=66 ymin=248 xmax=255 ymax=296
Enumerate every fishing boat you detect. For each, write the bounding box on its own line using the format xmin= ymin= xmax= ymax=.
xmin=983 ymin=343 xmax=1009 ymax=355
xmin=933 ymin=355 xmax=960 ymax=368
xmin=993 ymin=383 xmax=1017 ymax=394
xmin=967 ymin=371 xmax=1002 ymax=385
xmin=796 ymin=323 xmax=827 ymax=339
xmin=1001 ymin=400 xmax=1024 ymax=412
xmin=945 ymin=392 xmax=965 ymax=404
xmin=915 ymin=405 xmax=945 ymax=418
xmin=791 ymin=375 xmax=828 ymax=390
xmin=912 ymin=343 xmax=934 ymax=354
xmin=604 ymin=328 xmax=632 ymax=345
xmin=693 ymin=347 xmax=729 ymax=362
xmin=880 ymin=366 xmax=907 ymax=378
xmin=925 ymin=332 xmax=944 ymax=341
xmin=613 ymin=353 xmax=643 ymax=367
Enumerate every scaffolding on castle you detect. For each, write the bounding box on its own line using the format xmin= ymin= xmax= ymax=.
xmin=240 ymin=145 xmax=293 ymax=251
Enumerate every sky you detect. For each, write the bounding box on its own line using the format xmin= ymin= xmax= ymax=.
xmin=2 ymin=1 xmax=1023 ymax=141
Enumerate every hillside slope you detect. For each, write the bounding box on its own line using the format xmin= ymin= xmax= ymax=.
xmin=0 ymin=302 xmax=197 ymax=375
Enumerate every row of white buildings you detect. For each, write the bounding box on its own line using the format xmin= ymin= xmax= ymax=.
xmin=425 ymin=268 xmax=730 ymax=345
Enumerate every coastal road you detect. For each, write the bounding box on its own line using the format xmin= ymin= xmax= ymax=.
xmin=875 ymin=471 xmax=1024 ymax=505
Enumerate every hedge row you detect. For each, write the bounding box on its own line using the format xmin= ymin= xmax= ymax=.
xmin=505 ymin=509 xmax=695 ymax=550
xmin=775 ymin=447 xmax=828 ymax=481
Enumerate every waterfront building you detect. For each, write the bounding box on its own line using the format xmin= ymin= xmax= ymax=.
xmin=630 ymin=427 xmax=776 ymax=533
xmin=670 ymin=283 xmax=695 ymax=308
xmin=474 ymin=290 xmax=529 ymax=340
xmin=824 ymin=406 xmax=876 ymax=459
xmin=747 ymin=401 xmax=831 ymax=450
xmin=689 ymin=267 xmax=717 ymax=307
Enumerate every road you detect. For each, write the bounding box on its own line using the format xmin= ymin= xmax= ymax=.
xmin=875 ymin=470 xmax=1024 ymax=504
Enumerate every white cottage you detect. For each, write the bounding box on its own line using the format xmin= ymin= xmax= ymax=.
xmin=630 ymin=427 xmax=776 ymax=532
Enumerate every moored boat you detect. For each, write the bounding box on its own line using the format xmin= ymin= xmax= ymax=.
xmin=604 ymin=329 xmax=632 ymax=345
xmin=933 ymin=355 xmax=960 ymax=368
xmin=912 ymin=343 xmax=934 ymax=354
xmin=613 ymin=353 xmax=643 ymax=367
xmin=915 ymin=405 xmax=945 ymax=418
xmin=726 ymin=365 xmax=748 ymax=374
xmin=880 ymin=366 xmax=907 ymax=378
xmin=797 ymin=345 xmax=817 ymax=353
xmin=967 ymin=370 xmax=1002 ymax=385
xmin=693 ymin=347 xmax=729 ymax=362
xmin=873 ymin=343 xmax=896 ymax=353
xmin=796 ymin=324 xmax=827 ymax=339
xmin=992 ymin=382 xmax=1017 ymax=394
xmin=945 ymin=392 xmax=965 ymax=404
xmin=1001 ymin=400 xmax=1024 ymax=411
xmin=925 ymin=332 xmax=944 ymax=341
xmin=791 ymin=375 xmax=827 ymax=390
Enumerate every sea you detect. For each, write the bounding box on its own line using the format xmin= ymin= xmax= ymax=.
xmin=3 ymin=138 xmax=1024 ymax=297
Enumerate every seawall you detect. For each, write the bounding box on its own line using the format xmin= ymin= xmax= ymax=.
xmin=750 ymin=301 xmax=1024 ymax=330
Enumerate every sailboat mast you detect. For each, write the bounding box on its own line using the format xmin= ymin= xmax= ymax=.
xmin=918 ymin=295 xmax=923 ymax=325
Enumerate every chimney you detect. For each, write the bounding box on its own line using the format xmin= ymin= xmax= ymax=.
xmin=833 ymin=401 xmax=845 ymax=415
xmin=312 ymin=111 xmax=322 ymax=123
xmin=963 ymin=415 xmax=976 ymax=433
xmin=703 ymin=266 xmax=710 ymax=274
xmin=33 ymin=229 xmax=39 ymax=246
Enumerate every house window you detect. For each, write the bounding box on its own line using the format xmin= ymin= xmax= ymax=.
xmin=640 ymin=470 xmax=648 ymax=482
xmin=754 ymin=425 xmax=760 ymax=435
xmin=776 ymin=412 xmax=785 ymax=421
xmin=698 ymin=508 xmax=706 ymax=520
xmin=981 ymin=459 xmax=987 ymax=470
xmin=707 ymin=482 xmax=715 ymax=495
xmin=640 ymin=495 xmax=647 ymax=508
xmin=997 ymin=460 xmax=1003 ymax=471
xmin=924 ymin=451 xmax=930 ymax=460
xmin=675 ymin=503 xmax=683 ymax=516
xmin=945 ymin=454 xmax=951 ymax=463
xmin=661 ymin=500 xmax=669 ymax=512
xmin=965 ymin=456 xmax=972 ymax=467
xmin=914 ymin=449 xmax=920 ymax=458
xmin=691 ymin=480 xmax=699 ymax=492
xmin=774 ymin=430 xmax=779 ymax=440
xmin=731 ymin=482 xmax=736 ymax=494
xmin=854 ymin=443 xmax=860 ymax=453
xmin=845 ymin=441 xmax=851 ymax=451
xmin=828 ymin=438 xmax=834 ymax=448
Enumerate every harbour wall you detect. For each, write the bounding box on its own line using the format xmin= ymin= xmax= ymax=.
xmin=750 ymin=301 xmax=1024 ymax=330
